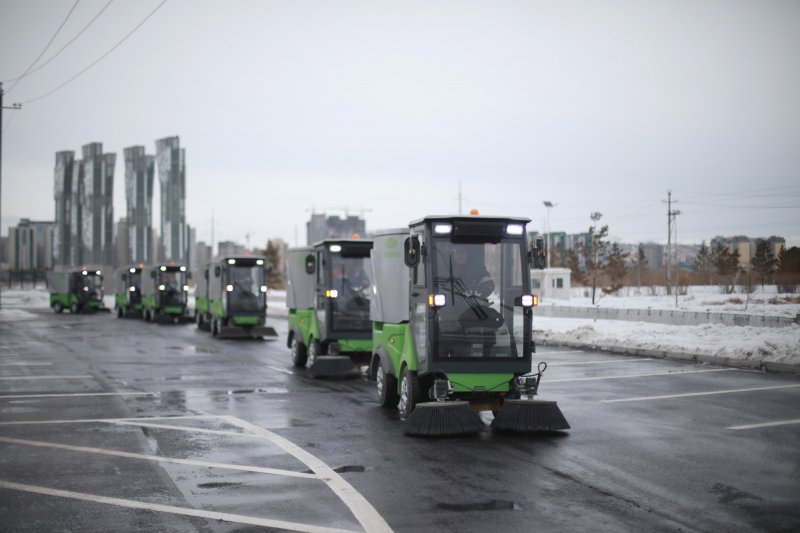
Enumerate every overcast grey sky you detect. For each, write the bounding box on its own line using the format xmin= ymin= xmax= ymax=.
xmin=2 ymin=0 xmax=798 ymax=249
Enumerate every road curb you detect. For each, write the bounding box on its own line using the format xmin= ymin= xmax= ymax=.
xmin=538 ymin=339 xmax=800 ymax=375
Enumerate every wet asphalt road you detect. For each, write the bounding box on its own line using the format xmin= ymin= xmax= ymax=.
xmin=1 ymin=309 xmax=799 ymax=532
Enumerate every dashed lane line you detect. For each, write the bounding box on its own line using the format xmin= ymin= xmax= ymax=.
xmin=727 ymin=418 xmax=800 ymax=430
xmin=535 ymin=350 xmax=589 ymax=355
xmin=0 ymin=480 xmax=360 ymax=533
xmin=0 ymin=436 xmax=318 ymax=479
xmin=0 ymin=374 xmax=92 ymax=381
xmin=547 ymin=368 xmax=737 ymax=383
xmin=548 ymin=358 xmax=657 ymax=366
xmin=603 ymin=383 xmax=800 ymax=403
xmin=0 ymin=392 xmax=156 ymax=399
xmin=0 ymin=362 xmax=53 ymax=367
xmin=0 ymin=414 xmax=221 ymax=426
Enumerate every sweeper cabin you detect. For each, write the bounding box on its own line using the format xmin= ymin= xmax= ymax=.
xmin=286 ymin=239 xmax=374 ymax=378
xmin=369 ymin=216 xmax=569 ymax=437
xmin=195 ymin=256 xmax=277 ymax=339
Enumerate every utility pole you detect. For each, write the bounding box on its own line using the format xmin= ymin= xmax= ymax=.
xmin=543 ymin=201 xmax=556 ymax=269
xmin=0 ymin=82 xmax=23 ymax=310
xmin=664 ymin=190 xmax=680 ymax=298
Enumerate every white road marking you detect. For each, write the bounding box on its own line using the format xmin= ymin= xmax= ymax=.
xmin=0 ymin=392 xmax=155 ymax=399
xmin=535 ymin=350 xmax=587 ymax=355
xmin=224 ymin=416 xmax=394 ymax=533
xmin=0 ymin=362 xmax=52 ymax=366
xmin=603 ymin=383 xmax=800 ymax=403
xmin=727 ymin=418 xmax=800 ymax=430
xmin=548 ymin=358 xmax=657 ymax=366
xmin=0 ymin=414 xmax=223 ymax=426
xmin=0 ymin=436 xmax=317 ymax=479
xmin=267 ymin=365 xmax=294 ymax=375
xmin=0 ymin=374 xmax=92 ymax=381
xmin=0 ymin=480 xmax=360 ymax=533
xmin=547 ymin=368 xmax=736 ymax=383
xmin=110 ymin=420 xmax=272 ymax=439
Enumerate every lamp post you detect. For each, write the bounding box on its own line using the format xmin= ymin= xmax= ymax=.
xmin=0 ymin=83 xmax=23 ymax=310
xmin=543 ymin=201 xmax=556 ymax=269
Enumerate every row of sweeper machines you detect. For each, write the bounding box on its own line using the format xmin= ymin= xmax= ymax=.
xmin=114 ymin=264 xmax=191 ymax=323
xmin=287 ymin=216 xmax=569 ymax=436
xmin=195 ymin=256 xmax=278 ymax=339
xmin=286 ymin=239 xmax=374 ymax=377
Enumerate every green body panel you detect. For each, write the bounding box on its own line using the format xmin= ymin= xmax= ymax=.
xmin=210 ymin=298 xmax=224 ymax=319
xmin=372 ymin=322 xmax=418 ymax=374
xmin=163 ymin=305 xmax=185 ymax=315
xmin=115 ymin=293 xmax=140 ymax=310
xmin=87 ymin=300 xmax=103 ymax=309
xmin=446 ymin=373 xmax=513 ymax=393
xmin=196 ymin=296 xmax=208 ymax=314
xmin=50 ymin=292 xmax=76 ymax=307
xmin=142 ymin=294 xmax=157 ymax=311
xmin=232 ymin=315 xmax=260 ymax=326
xmin=336 ymin=338 xmax=372 ymax=353
xmin=288 ymin=308 xmax=318 ymax=345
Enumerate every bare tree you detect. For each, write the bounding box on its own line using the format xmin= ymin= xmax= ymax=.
xmin=580 ymin=212 xmax=609 ymax=304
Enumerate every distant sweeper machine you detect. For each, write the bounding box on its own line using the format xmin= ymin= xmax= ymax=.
xmin=141 ymin=264 xmax=191 ymax=323
xmin=195 ymin=255 xmax=277 ymax=339
xmin=47 ymin=268 xmax=107 ymax=314
xmin=369 ymin=216 xmax=569 ymax=436
xmin=114 ymin=265 xmax=143 ymax=318
xmin=286 ymin=239 xmax=373 ymax=377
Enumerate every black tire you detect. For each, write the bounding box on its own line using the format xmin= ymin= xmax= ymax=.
xmin=196 ymin=310 xmax=204 ymax=329
xmin=212 ymin=319 xmax=219 ymax=337
xmin=70 ymin=303 xmax=80 ymax=314
xmin=117 ymin=306 xmax=124 ymax=318
xmin=291 ymin=336 xmax=307 ymax=367
xmin=53 ymin=302 xmax=64 ymax=314
xmin=398 ymin=367 xmax=421 ymax=421
xmin=376 ymin=362 xmax=399 ymax=408
xmin=307 ymin=337 xmax=320 ymax=368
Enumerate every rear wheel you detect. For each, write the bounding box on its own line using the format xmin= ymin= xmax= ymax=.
xmin=307 ymin=338 xmax=320 ymax=368
xmin=70 ymin=303 xmax=80 ymax=314
xmin=291 ymin=336 xmax=307 ymax=367
xmin=398 ymin=367 xmax=421 ymax=421
xmin=376 ymin=364 xmax=399 ymax=408
xmin=212 ymin=319 xmax=219 ymax=337
xmin=53 ymin=302 xmax=64 ymax=314
xmin=117 ymin=306 xmax=124 ymax=318
xmin=196 ymin=310 xmax=204 ymax=329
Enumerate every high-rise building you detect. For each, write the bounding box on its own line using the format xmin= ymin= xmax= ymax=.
xmin=195 ymin=241 xmax=212 ymax=269
xmin=116 ymin=218 xmax=131 ymax=267
xmin=186 ymin=225 xmax=197 ymax=269
xmin=217 ymin=240 xmax=246 ymax=258
xmin=7 ymin=219 xmax=54 ymax=270
xmin=155 ymin=136 xmax=186 ymax=263
xmin=53 ymin=151 xmax=74 ymax=267
xmin=80 ymin=142 xmax=115 ymax=266
xmin=123 ymin=146 xmax=154 ymax=264
xmin=306 ymin=213 xmax=366 ymax=245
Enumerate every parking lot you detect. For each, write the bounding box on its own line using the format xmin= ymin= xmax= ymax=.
xmin=1 ymin=309 xmax=799 ymax=532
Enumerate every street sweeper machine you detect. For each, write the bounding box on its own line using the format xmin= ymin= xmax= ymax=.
xmin=369 ymin=216 xmax=569 ymax=436
xmin=286 ymin=239 xmax=373 ymax=377
xmin=195 ymin=256 xmax=277 ymax=339
xmin=114 ymin=266 xmax=143 ymax=318
xmin=47 ymin=269 xmax=107 ymax=314
xmin=141 ymin=264 xmax=191 ymax=323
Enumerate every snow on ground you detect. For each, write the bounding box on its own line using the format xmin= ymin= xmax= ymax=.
xmin=544 ymin=285 xmax=800 ymax=319
xmin=2 ymin=286 xmax=797 ymax=369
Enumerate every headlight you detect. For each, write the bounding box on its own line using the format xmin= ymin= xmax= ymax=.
xmin=506 ymin=224 xmax=524 ymax=235
xmin=329 ymin=244 xmax=342 ymax=253
xmin=129 ymin=267 xmax=136 ymax=273
xmin=256 ymin=259 xmax=264 ymax=265
xmin=260 ymin=285 xmax=267 ymax=293
xmin=433 ymin=223 xmax=452 ymax=234
xmin=160 ymin=266 xmax=167 ymax=271
xmin=179 ymin=266 xmax=186 ymax=272
xmin=326 ymin=289 xmax=338 ymax=298
xmin=427 ymin=293 xmax=446 ymax=307
xmin=183 ymin=285 xmax=189 ymax=291
xmin=226 ymin=284 xmax=233 ymax=292
xmin=227 ymin=259 xmax=236 ymax=265
xmin=82 ymin=287 xmax=88 ymax=292
xmin=158 ymin=284 xmax=165 ymax=291
xmin=129 ymin=286 xmax=136 ymax=292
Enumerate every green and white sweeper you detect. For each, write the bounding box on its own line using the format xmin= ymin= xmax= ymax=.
xmin=141 ymin=264 xmax=191 ymax=323
xmin=114 ymin=265 xmax=143 ymax=318
xmin=286 ymin=239 xmax=373 ymax=377
xmin=47 ymin=269 xmax=107 ymax=314
xmin=369 ymin=216 xmax=569 ymax=436
xmin=196 ymin=255 xmax=277 ymax=339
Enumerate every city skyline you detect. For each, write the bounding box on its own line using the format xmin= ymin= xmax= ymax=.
xmin=1 ymin=1 xmax=798 ymax=248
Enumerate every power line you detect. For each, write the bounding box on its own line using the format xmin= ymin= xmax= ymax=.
xmin=21 ymin=0 xmax=168 ymax=105
xmin=2 ymin=0 xmax=115 ymax=84
xmin=5 ymin=0 xmax=81 ymax=94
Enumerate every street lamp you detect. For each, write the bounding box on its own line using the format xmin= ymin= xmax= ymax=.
xmin=543 ymin=201 xmax=556 ymax=269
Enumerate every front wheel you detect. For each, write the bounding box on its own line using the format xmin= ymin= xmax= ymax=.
xmin=53 ymin=302 xmax=64 ymax=314
xmin=376 ymin=364 xmax=399 ymax=408
xmin=291 ymin=337 xmax=307 ymax=367
xmin=307 ymin=338 xmax=320 ymax=368
xmin=70 ymin=303 xmax=80 ymax=314
xmin=398 ymin=367 xmax=421 ymax=421
xmin=117 ymin=306 xmax=124 ymax=318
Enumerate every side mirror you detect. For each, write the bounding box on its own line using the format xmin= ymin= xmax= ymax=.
xmin=529 ymin=236 xmax=546 ymax=270
xmin=214 ymin=266 xmax=221 ymax=277
xmin=304 ymin=254 xmax=316 ymax=275
xmin=404 ymin=236 xmax=420 ymax=267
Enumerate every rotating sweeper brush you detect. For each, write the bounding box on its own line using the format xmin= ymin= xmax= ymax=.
xmin=491 ymin=362 xmax=570 ymax=432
